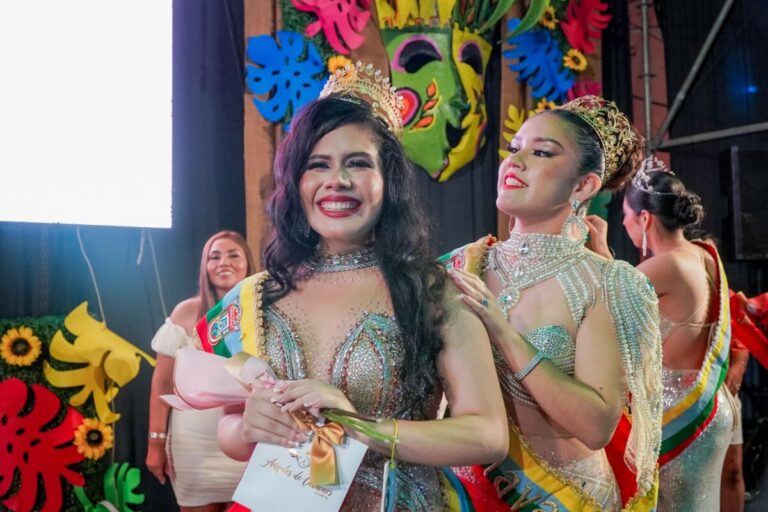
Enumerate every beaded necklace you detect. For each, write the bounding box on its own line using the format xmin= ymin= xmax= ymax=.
xmin=490 ymin=232 xmax=587 ymax=316
xmin=303 ymin=245 xmax=377 ymax=273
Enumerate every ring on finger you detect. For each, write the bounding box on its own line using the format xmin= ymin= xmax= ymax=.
xmin=480 ymin=297 xmax=489 ymax=307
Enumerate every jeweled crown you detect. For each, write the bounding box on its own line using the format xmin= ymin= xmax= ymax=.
xmin=631 ymin=155 xmax=677 ymax=195
xmin=320 ymin=61 xmax=405 ymax=137
xmin=555 ymin=95 xmax=639 ymax=181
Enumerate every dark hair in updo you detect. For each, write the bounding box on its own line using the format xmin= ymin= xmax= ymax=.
xmin=543 ymin=110 xmax=645 ymax=192
xmin=625 ymin=171 xmax=705 ymax=231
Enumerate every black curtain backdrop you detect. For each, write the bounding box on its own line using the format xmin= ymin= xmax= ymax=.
xmin=601 ymin=0 xmax=640 ymax=266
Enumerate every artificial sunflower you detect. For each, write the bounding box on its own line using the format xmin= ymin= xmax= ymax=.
xmin=327 ymin=55 xmax=353 ymax=74
xmin=563 ymin=49 xmax=588 ymax=72
xmin=533 ymin=98 xmax=557 ymax=114
xmin=1 ymin=326 xmax=42 ymax=366
xmin=540 ymin=5 xmax=559 ymax=30
xmin=74 ymin=418 xmax=114 ymax=460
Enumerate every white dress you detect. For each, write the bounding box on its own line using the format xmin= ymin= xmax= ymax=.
xmin=151 ymin=319 xmax=246 ymax=506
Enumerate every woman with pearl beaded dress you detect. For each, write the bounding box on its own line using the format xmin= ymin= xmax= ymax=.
xmin=444 ymin=96 xmax=663 ymax=511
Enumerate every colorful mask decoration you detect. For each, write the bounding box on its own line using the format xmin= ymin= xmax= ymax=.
xmin=375 ymin=0 xmax=545 ymax=181
xmin=44 ymin=302 xmax=155 ymax=424
xmin=0 ymin=378 xmax=85 ymax=512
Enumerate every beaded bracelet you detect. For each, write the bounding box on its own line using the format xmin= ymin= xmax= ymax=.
xmin=514 ymin=351 xmax=546 ymax=381
xmin=148 ymin=431 xmax=167 ymax=440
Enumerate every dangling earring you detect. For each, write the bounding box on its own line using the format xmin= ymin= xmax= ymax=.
xmin=507 ymin=216 xmax=516 ymax=233
xmin=641 ymin=229 xmax=648 ymax=257
xmin=561 ymin=199 xmax=588 ymax=243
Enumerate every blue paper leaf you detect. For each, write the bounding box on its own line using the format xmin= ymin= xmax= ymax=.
xmin=503 ymin=19 xmax=574 ymax=103
xmin=245 ymin=31 xmax=326 ymax=126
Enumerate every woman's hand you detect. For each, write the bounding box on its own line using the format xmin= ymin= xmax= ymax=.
xmin=274 ymin=379 xmax=356 ymax=418
xmin=448 ymin=268 xmax=513 ymax=346
xmin=241 ymin=376 xmax=308 ymax=447
xmin=145 ymin=440 xmax=172 ymax=484
xmin=584 ymin=215 xmax=613 ymax=259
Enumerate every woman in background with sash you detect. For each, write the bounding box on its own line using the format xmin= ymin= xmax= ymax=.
xmin=196 ymin=63 xmax=508 ymax=511
xmin=444 ymin=96 xmax=662 ymax=511
xmin=589 ymin=158 xmax=734 ymax=511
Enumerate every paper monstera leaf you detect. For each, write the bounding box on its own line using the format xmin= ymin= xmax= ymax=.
xmin=292 ymin=0 xmax=371 ymax=55
xmin=44 ymin=302 xmax=155 ymax=424
xmin=74 ymin=462 xmax=145 ymax=512
xmin=245 ymin=31 xmax=326 ymax=127
xmin=504 ymin=17 xmax=574 ymax=102
xmin=561 ymin=0 xmax=611 ymax=55
xmin=0 ymin=378 xmax=85 ymax=512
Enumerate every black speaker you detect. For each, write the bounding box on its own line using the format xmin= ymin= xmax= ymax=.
xmin=720 ymin=146 xmax=768 ymax=260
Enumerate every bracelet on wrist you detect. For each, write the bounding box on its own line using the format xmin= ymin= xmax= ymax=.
xmin=149 ymin=431 xmax=167 ymax=440
xmin=514 ymin=351 xmax=546 ymax=381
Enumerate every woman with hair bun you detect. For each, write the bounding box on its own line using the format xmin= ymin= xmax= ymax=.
xmin=588 ymin=156 xmax=735 ymax=511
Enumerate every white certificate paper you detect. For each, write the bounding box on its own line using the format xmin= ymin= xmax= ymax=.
xmin=232 ymin=436 xmax=368 ymax=512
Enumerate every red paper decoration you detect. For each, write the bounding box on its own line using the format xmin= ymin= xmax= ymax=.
xmin=560 ymin=0 xmax=611 ymax=55
xmin=0 ymin=378 xmax=85 ymax=512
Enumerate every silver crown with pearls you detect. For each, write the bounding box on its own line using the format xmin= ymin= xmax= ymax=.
xmin=631 ymin=155 xmax=677 ymax=195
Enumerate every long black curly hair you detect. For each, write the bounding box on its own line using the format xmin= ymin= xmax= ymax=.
xmin=262 ymin=95 xmax=447 ymax=415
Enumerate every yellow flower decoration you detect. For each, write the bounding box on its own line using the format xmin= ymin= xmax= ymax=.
xmin=74 ymin=418 xmax=114 ymax=460
xmin=563 ymin=48 xmax=588 ymax=72
xmin=533 ymin=98 xmax=558 ymax=114
xmin=499 ymin=104 xmax=532 ymax=159
xmin=327 ymin=55 xmax=353 ymax=74
xmin=540 ymin=6 xmax=559 ymax=30
xmin=1 ymin=326 xmax=42 ymax=366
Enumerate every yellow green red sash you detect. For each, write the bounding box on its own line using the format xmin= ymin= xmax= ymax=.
xmin=658 ymin=242 xmax=730 ymax=465
xmin=195 ymin=271 xmax=269 ymax=358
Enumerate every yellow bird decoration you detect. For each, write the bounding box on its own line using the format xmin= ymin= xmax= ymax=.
xmin=44 ymin=302 xmax=155 ymax=424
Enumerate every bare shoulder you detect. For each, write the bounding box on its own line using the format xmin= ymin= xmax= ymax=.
xmin=439 ymin=277 xmax=489 ymax=349
xmin=635 ymin=251 xmax=685 ymax=294
xmin=169 ymin=297 xmax=202 ymax=333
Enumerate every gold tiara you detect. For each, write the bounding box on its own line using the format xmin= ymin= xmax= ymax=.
xmin=319 ymin=61 xmax=405 ymax=137
xmin=555 ymin=95 xmax=639 ymax=181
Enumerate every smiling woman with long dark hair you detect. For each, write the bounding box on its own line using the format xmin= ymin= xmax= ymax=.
xmin=195 ymin=63 xmax=507 ymax=511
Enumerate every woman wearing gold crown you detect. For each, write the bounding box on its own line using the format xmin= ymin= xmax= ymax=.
xmin=195 ymin=62 xmax=508 ymax=511
xmin=587 ymin=158 xmax=735 ymax=511
xmin=442 ymin=96 xmax=663 ymax=511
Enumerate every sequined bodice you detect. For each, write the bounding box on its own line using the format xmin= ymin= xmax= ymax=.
xmin=263 ymin=306 xmax=405 ymax=418
xmin=495 ymin=325 xmax=576 ymax=408
xmin=260 ymin=262 xmax=446 ymax=512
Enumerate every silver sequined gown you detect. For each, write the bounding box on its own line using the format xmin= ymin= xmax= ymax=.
xmin=262 ymin=264 xmax=448 ymax=512
xmin=657 ymin=367 xmax=734 ymax=511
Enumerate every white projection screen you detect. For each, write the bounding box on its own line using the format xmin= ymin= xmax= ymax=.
xmin=0 ymin=1 xmax=173 ymax=228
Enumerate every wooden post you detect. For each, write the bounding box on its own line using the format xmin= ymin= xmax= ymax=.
xmin=243 ymin=0 xmax=280 ymax=270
